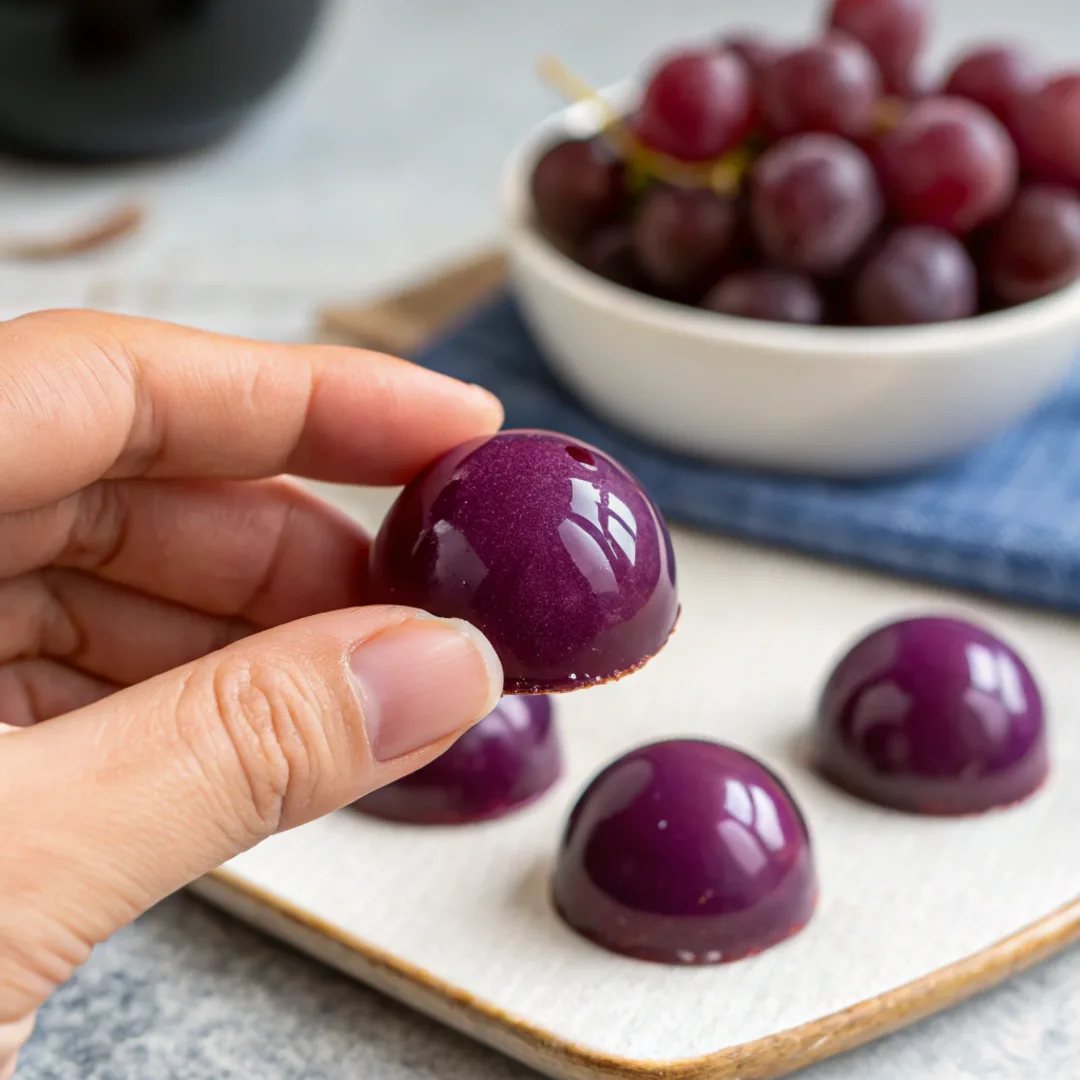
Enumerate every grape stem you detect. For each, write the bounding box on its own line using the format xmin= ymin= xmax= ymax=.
xmin=535 ymin=54 xmax=627 ymax=134
xmin=535 ymin=53 xmax=751 ymax=198
xmin=872 ymin=96 xmax=908 ymax=135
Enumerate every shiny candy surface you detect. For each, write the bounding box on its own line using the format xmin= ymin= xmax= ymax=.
xmin=815 ymin=616 xmax=1048 ymax=815
xmin=354 ymin=695 xmax=561 ymax=824
xmin=553 ymin=739 xmax=817 ymax=965
xmin=369 ymin=431 xmax=679 ymax=694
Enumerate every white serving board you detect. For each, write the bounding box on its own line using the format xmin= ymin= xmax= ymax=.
xmin=192 ymin=483 xmax=1080 ymax=1079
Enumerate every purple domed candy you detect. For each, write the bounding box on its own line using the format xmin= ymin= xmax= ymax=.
xmin=353 ymin=695 xmax=561 ymax=824
xmin=553 ymin=740 xmax=817 ymax=965
xmin=369 ymin=431 xmax=679 ymax=694
xmin=815 ymin=616 xmax=1048 ymax=815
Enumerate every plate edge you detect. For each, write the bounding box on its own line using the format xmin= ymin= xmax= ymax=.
xmin=188 ymin=869 xmax=1080 ymax=1080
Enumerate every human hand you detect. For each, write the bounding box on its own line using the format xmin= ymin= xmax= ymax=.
xmin=0 ymin=310 xmax=506 ymax=1077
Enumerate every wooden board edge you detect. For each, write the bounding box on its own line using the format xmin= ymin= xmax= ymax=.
xmin=189 ymin=868 xmax=1080 ymax=1080
xmin=319 ymin=249 xmax=507 ymax=356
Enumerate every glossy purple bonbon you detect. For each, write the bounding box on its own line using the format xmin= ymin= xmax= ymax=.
xmin=354 ymin=695 xmax=561 ymax=824
xmin=553 ymin=739 xmax=817 ymax=965
xmin=369 ymin=431 xmax=679 ymax=694
xmin=815 ymin=616 xmax=1048 ymax=815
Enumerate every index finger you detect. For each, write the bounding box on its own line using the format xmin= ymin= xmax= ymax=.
xmin=0 ymin=309 xmax=502 ymax=512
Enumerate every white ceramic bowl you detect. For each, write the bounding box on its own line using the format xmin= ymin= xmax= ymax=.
xmin=500 ymin=90 xmax=1080 ymax=478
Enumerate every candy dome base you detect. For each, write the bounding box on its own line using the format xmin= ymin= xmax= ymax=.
xmin=553 ymin=869 xmax=817 ymax=966
xmin=816 ymin=745 xmax=1049 ymax=816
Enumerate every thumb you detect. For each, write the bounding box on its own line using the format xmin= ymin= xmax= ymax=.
xmin=0 ymin=606 xmax=501 ymax=1023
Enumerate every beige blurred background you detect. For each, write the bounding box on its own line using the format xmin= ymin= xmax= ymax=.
xmin=0 ymin=0 xmax=1076 ymax=340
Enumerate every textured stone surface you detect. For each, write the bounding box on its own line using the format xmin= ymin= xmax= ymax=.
xmin=16 ymin=893 xmax=1080 ymax=1079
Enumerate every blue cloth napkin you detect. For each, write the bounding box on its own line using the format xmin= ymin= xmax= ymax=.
xmin=413 ymin=292 xmax=1080 ymax=614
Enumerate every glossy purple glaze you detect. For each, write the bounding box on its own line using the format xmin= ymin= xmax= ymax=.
xmin=369 ymin=430 xmax=679 ymax=694
xmin=353 ymin=695 xmax=561 ymax=825
xmin=815 ymin=616 xmax=1048 ymax=815
xmin=553 ymin=740 xmax=817 ymax=965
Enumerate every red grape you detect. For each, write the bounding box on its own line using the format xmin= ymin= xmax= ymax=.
xmin=634 ymin=48 xmax=754 ymax=162
xmin=703 ymin=270 xmax=824 ymax=324
xmin=632 ymin=185 xmax=739 ymax=296
xmin=878 ymin=96 xmax=1018 ymax=235
xmin=944 ymin=45 xmax=1043 ymax=125
xmin=826 ymin=0 xmax=929 ymax=96
xmin=759 ymin=33 xmax=882 ymax=138
xmin=530 ymin=139 xmax=624 ymax=243
xmin=578 ymin=225 xmax=645 ymax=290
xmin=722 ymin=34 xmax=783 ymax=78
xmin=1013 ymin=73 xmax=1080 ymax=185
xmin=853 ymin=130 xmax=888 ymax=180
xmin=986 ymin=184 xmax=1080 ymax=305
xmin=751 ymin=133 xmax=883 ymax=274
xmin=851 ymin=226 xmax=978 ymax=325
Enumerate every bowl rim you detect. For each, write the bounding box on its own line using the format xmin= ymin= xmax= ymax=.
xmin=500 ymin=84 xmax=1080 ymax=361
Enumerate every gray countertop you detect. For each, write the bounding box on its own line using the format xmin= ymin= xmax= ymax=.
xmin=17 ymin=895 xmax=1080 ymax=1079
xmin=7 ymin=0 xmax=1080 ymax=1075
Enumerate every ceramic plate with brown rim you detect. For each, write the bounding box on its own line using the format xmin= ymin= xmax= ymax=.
xmin=189 ymin=484 xmax=1080 ymax=1080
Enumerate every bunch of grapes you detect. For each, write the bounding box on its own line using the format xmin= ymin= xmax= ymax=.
xmin=529 ymin=0 xmax=1080 ymax=327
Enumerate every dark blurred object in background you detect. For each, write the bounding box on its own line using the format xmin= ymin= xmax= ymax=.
xmin=0 ymin=0 xmax=324 ymax=161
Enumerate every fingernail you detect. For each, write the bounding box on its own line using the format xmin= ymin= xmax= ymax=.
xmin=351 ymin=616 xmax=503 ymax=762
